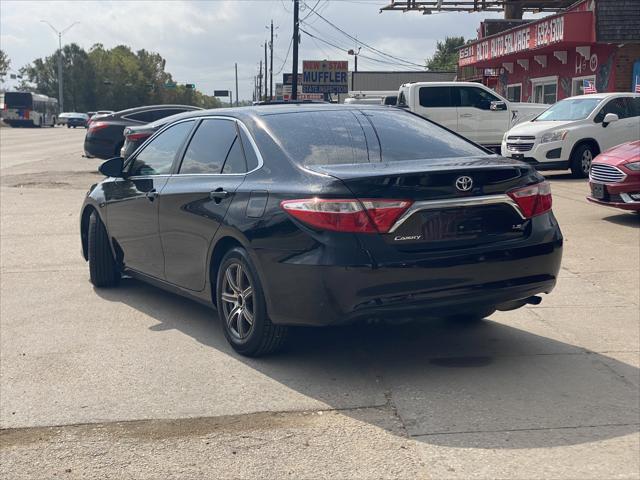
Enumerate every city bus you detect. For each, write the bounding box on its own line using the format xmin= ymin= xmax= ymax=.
xmin=1 ymin=92 xmax=59 ymax=127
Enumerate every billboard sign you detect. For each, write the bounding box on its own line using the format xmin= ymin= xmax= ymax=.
xmin=302 ymin=60 xmax=348 ymax=94
xmin=214 ymin=90 xmax=230 ymax=97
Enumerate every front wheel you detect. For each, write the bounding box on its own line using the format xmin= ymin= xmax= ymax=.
xmin=88 ymin=212 xmax=120 ymax=287
xmin=570 ymin=143 xmax=595 ymax=178
xmin=216 ymin=247 xmax=288 ymax=356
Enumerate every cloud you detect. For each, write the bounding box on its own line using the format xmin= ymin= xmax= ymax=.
xmin=0 ymin=0 xmax=511 ymax=100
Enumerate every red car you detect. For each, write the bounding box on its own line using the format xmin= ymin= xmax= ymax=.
xmin=587 ymin=140 xmax=640 ymax=212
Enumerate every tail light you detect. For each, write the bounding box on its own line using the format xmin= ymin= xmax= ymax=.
xmin=280 ymin=198 xmax=412 ymax=233
xmin=125 ymin=132 xmax=151 ymax=141
xmin=24 ymin=109 xmax=30 ymax=120
xmin=507 ymin=181 xmax=552 ymax=218
xmin=88 ymin=121 xmax=109 ymax=133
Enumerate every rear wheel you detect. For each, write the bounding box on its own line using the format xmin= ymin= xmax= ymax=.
xmin=216 ymin=247 xmax=288 ymax=356
xmin=570 ymin=143 xmax=596 ymax=178
xmin=88 ymin=212 xmax=120 ymax=287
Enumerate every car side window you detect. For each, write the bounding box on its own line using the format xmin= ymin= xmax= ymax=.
xmin=594 ymin=98 xmax=630 ymax=122
xmin=239 ymin=127 xmax=259 ymax=171
xmin=419 ymin=87 xmax=453 ymax=108
xmin=125 ymin=110 xmax=156 ymax=123
xmin=179 ymin=119 xmax=238 ymax=174
xmin=630 ymin=98 xmax=640 ymax=117
xmin=152 ymin=108 xmax=188 ymax=121
xmin=128 ymin=121 xmax=195 ymax=176
xmin=458 ymin=86 xmax=500 ymax=110
xmin=221 ymin=137 xmax=246 ymax=174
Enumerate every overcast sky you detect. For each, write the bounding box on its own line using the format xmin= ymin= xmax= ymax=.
xmin=1 ymin=0 xmax=518 ymax=101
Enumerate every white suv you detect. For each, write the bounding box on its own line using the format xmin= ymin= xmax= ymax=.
xmin=501 ymin=93 xmax=640 ymax=178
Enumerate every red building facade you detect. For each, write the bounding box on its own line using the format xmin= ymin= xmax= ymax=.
xmin=458 ymin=0 xmax=640 ymax=104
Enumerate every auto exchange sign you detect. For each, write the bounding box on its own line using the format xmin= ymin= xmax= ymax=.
xmin=302 ymin=60 xmax=348 ymax=94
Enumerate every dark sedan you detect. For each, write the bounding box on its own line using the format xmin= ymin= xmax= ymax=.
xmin=120 ymin=110 xmax=202 ymax=159
xmin=83 ymin=105 xmax=201 ymax=159
xmin=80 ymin=105 xmax=563 ymax=356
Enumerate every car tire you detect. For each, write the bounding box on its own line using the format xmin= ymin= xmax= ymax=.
xmin=570 ymin=143 xmax=595 ymax=178
xmin=446 ymin=307 xmax=496 ymax=323
xmin=67 ymin=124 xmax=70 ymax=129
xmin=88 ymin=212 xmax=120 ymax=288
xmin=216 ymin=247 xmax=288 ymax=357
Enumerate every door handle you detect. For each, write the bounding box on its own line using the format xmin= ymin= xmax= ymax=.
xmin=145 ymin=189 xmax=158 ymax=201
xmin=460 ymin=113 xmax=473 ymax=118
xmin=209 ymin=188 xmax=230 ymax=201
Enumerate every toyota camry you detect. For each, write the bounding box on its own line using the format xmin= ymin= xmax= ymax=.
xmin=80 ymin=104 xmax=563 ymax=356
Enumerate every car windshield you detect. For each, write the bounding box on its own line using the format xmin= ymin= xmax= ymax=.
xmin=534 ymin=98 xmax=602 ymax=121
xmin=261 ymin=108 xmax=486 ymax=166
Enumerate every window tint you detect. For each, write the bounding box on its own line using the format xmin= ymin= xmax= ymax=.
xmin=458 ymin=86 xmax=500 ymax=109
xmin=128 ymin=121 xmax=194 ymax=176
xmin=261 ymin=109 xmax=485 ymax=166
xmin=364 ymin=109 xmax=486 ymax=162
xmin=419 ymin=87 xmax=453 ymax=108
xmin=261 ymin=111 xmax=369 ymax=166
xmin=126 ymin=110 xmax=156 ymax=123
xmin=179 ymin=119 xmax=237 ymax=174
xmin=221 ymin=137 xmax=246 ymax=174
xmin=152 ymin=108 xmax=188 ymax=121
xmin=630 ymin=98 xmax=640 ymax=117
xmin=595 ymin=97 xmax=630 ymax=122
xmin=239 ymin=127 xmax=259 ymax=171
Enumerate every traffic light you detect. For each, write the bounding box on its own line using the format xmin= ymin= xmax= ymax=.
xmin=185 ymin=84 xmax=196 ymax=89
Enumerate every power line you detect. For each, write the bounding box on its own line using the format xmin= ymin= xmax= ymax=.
xmin=299 ymin=27 xmax=423 ymax=70
xmin=274 ymin=36 xmax=293 ymax=75
xmin=300 ymin=4 xmax=425 ymax=68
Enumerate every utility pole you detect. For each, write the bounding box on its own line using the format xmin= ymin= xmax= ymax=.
xmin=235 ymin=63 xmax=239 ymax=106
xmin=291 ymin=0 xmax=299 ymax=101
xmin=40 ymin=20 xmax=79 ymax=112
xmin=269 ymin=20 xmax=274 ymax=101
xmin=258 ymin=61 xmax=263 ymax=101
xmin=264 ymin=41 xmax=268 ymax=101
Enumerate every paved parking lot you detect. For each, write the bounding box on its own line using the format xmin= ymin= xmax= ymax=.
xmin=1 ymin=127 xmax=638 ymax=479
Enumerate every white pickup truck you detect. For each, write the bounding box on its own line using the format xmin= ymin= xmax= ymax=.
xmin=397 ymin=82 xmax=548 ymax=151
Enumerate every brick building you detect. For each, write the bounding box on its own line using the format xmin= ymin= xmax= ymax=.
xmin=458 ymin=0 xmax=640 ymax=103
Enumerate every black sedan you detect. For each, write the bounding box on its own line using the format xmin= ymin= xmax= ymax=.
xmin=80 ymin=105 xmax=563 ymax=356
xmin=120 ymin=110 xmax=202 ymax=159
xmin=83 ymin=105 xmax=201 ymax=159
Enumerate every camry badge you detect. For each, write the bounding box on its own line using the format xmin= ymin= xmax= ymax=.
xmin=455 ymin=176 xmax=473 ymax=192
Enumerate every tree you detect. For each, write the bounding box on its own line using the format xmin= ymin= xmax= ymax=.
xmin=20 ymin=44 xmax=221 ymax=112
xmin=425 ymin=36 xmax=466 ymax=71
xmin=0 ymin=49 xmax=10 ymax=83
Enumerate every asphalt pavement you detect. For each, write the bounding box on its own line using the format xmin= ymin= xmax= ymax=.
xmin=1 ymin=126 xmax=638 ymax=479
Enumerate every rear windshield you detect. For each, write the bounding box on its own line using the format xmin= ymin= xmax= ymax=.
xmin=262 ymin=108 xmax=485 ymax=166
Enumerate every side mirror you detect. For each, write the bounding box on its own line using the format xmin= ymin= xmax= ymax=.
xmin=602 ymin=113 xmax=619 ymax=127
xmin=490 ymin=101 xmax=507 ymax=111
xmin=98 ymin=157 xmax=124 ymax=178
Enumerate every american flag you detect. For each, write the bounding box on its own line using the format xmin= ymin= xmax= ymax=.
xmin=635 ymin=75 xmax=640 ymax=93
xmin=583 ymin=79 xmax=597 ymax=94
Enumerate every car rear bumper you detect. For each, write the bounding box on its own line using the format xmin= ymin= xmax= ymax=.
xmin=84 ymin=137 xmax=116 ymax=159
xmin=259 ymin=215 xmax=563 ymax=326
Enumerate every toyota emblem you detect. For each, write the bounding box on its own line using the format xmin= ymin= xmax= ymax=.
xmin=455 ymin=176 xmax=473 ymax=192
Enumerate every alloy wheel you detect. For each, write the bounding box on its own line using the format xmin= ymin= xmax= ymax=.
xmin=220 ymin=262 xmax=254 ymax=340
xmin=581 ymin=149 xmax=593 ymax=175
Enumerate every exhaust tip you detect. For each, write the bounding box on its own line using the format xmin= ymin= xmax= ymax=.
xmin=526 ymin=295 xmax=542 ymax=305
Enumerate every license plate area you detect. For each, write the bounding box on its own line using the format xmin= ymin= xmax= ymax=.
xmin=591 ymin=182 xmax=605 ymax=199
xmin=510 ymin=153 xmax=525 ymax=160
xmin=420 ymin=205 xmax=526 ymax=244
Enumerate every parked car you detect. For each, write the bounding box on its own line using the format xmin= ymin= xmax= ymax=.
xmin=587 ymin=140 xmax=640 ymax=212
xmin=57 ymin=112 xmax=72 ymax=126
xmin=80 ymin=105 xmax=563 ymax=356
xmin=120 ymin=110 xmax=201 ymax=159
xmin=502 ymin=93 xmax=640 ymax=178
xmin=65 ymin=113 xmax=90 ymax=128
xmin=83 ymin=105 xmax=200 ymax=159
xmin=397 ymin=82 xmax=548 ymax=151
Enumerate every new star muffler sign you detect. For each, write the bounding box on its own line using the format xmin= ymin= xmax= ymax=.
xmin=302 ymin=60 xmax=348 ymax=94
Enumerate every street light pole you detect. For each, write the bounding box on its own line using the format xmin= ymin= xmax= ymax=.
xmin=40 ymin=20 xmax=79 ymax=112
